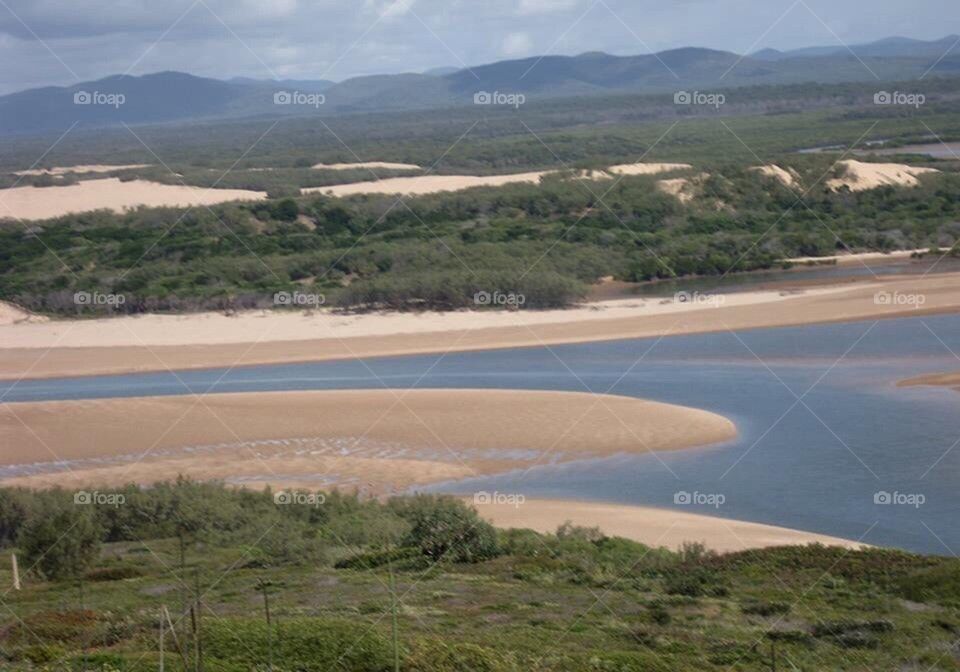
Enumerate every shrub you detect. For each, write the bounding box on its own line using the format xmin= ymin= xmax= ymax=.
xmin=406 ymin=640 xmax=518 ymax=672
xmin=335 ymin=546 xmax=428 ymax=571
xmin=18 ymin=498 xmax=101 ymax=580
xmin=84 ymin=564 xmax=144 ymax=582
xmin=204 ymin=617 xmax=394 ymax=671
xmin=741 ymin=600 xmax=791 ymax=616
xmin=392 ymin=495 xmax=499 ymax=563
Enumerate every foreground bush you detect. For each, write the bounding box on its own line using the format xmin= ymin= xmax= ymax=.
xmin=204 ymin=618 xmax=394 ymax=672
xmin=392 ymin=495 xmax=500 ymax=563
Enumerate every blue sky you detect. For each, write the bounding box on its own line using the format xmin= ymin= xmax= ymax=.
xmin=1 ymin=0 xmax=957 ymax=94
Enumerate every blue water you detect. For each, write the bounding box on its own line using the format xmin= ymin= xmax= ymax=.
xmin=3 ymin=315 xmax=959 ymax=554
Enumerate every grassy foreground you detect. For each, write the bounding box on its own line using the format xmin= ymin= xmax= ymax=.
xmin=0 ymin=481 xmax=958 ymax=671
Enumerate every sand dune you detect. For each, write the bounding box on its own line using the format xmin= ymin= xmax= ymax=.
xmin=306 ymin=163 xmax=693 ymax=198
xmin=3 ymin=273 xmax=960 ymax=379
xmin=751 ymin=164 xmax=799 ymax=187
xmin=0 ymin=301 xmax=44 ymax=326
xmin=305 ymin=171 xmax=550 ymax=197
xmin=826 ymin=159 xmax=938 ymax=192
xmin=607 ymin=162 xmax=692 ymax=176
xmin=0 ymin=390 xmax=735 ymax=495
xmin=12 ymin=164 xmax=151 ymax=176
xmin=311 ymin=161 xmax=422 ymax=171
xmin=472 ymin=498 xmax=866 ymax=552
xmin=0 ymin=178 xmax=266 ymax=221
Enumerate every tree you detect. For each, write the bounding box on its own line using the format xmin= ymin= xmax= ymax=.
xmin=18 ymin=499 xmax=101 ymax=580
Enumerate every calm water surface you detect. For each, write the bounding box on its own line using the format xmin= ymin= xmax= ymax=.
xmin=3 ymin=315 xmax=959 ymax=554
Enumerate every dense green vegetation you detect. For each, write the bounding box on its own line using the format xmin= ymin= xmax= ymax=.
xmin=2 ymin=77 xmax=960 ymax=314
xmin=0 ymin=481 xmax=958 ymax=670
xmin=2 ymin=155 xmax=959 ymax=314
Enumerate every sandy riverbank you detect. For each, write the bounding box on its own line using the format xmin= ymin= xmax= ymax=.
xmin=0 ymin=389 xmax=735 ymax=495
xmin=471 ymin=498 xmax=866 ymax=552
xmin=2 ymin=272 xmax=959 ymax=380
xmin=786 ymin=248 xmax=929 ymax=265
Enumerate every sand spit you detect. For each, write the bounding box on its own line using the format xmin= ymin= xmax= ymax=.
xmin=12 ymin=164 xmax=151 ymax=176
xmin=311 ymin=161 xmax=422 ymax=171
xmin=3 ymin=273 xmax=960 ymax=380
xmin=898 ymin=371 xmax=960 ymax=392
xmin=751 ymin=164 xmax=799 ymax=188
xmin=472 ymin=499 xmax=866 ymax=552
xmin=0 ymin=390 xmax=736 ymax=495
xmin=0 ymin=178 xmax=266 ymax=221
xmin=825 ymin=159 xmax=938 ymax=192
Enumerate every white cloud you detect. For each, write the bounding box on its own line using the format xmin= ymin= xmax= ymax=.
xmin=501 ymin=31 xmax=533 ymax=56
xmin=517 ymin=0 xmax=581 ymax=15
xmin=365 ymin=0 xmax=416 ymax=19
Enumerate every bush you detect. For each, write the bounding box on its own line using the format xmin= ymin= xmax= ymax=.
xmin=84 ymin=564 xmax=144 ymax=582
xmin=18 ymin=498 xmax=101 ymax=580
xmin=406 ymin=640 xmax=518 ymax=672
xmin=663 ymin=568 xmax=728 ymax=597
xmin=204 ymin=617 xmax=395 ymax=671
xmin=392 ymin=495 xmax=499 ymax=563
xmin=335 ymin=546 xmax=428 ymax=571
xmin=741 ymin=600 xmax=791 ymax=616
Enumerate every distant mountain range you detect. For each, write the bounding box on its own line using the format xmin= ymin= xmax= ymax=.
xmin=1 ymin=34 xmax=958 ymax=136
xmin=752 ymin=34 xmax=960 ymax=61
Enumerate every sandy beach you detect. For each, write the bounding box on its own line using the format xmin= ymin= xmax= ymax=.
xmin=2 ymin=272 xmax=959 ymax=380
xmin=0 ymin=389 xmax=735 ymax=494
xmin=0 ymin=178 xmax=266 ymax=220
xmin=471 ymin=498 xmax=866 ymax=552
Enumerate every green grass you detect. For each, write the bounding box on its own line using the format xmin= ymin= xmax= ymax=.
xmin=0 ymin=484 xmax=959 ymax=671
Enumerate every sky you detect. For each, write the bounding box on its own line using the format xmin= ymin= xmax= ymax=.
xmin=0 ymin=0 xmax=957 ymax=94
